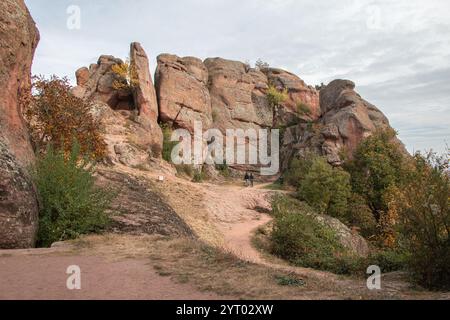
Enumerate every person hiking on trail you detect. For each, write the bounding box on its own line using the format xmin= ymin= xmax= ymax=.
xmin=249 ymin=173 xmax=254 ymax=187
xmin=244 ymin=172 xmax=250 ymax=187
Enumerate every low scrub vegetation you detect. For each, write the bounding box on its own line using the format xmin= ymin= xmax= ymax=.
xmin=266 ymin=85 xmax=288 ymax=109
xmin=162 ymin=124 xmax=178 ymax=162
xmin=32 ymin=143 xmax=113 ymax=247
xmin=270 ymin=195 xmax=408 ymax=275
xmin=271 ymin=195 xmax=358 ymax=275
xmin=279 ymin=129 xmax=449 ymax=289
xmin=389 ymin=152 xmax=450 ymax=290
xmin=296 ymin=102 xmax=312 ymax=116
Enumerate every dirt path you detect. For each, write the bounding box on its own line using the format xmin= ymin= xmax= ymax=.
xmin=198 ymin=182 xmax=450 ymax=299
xmin=202 ymin=183 xmax=274 ymax=263
xmin=1 ymin=172 xmax=448 ymax=300
xmin=0 ymin=248 xmax=223 ymax=300
xmin=202 ymin=183 xmax=337 ymax=278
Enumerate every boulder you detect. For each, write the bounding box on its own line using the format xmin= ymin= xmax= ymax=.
xmin=155 ymin=54 xmax=212 ymax=132
xmin=72 ymin=55 xmax=130 ymax=109
xmin=0 ymin=0 xmax=40 ymax=248
xmin=315 ymin=213 xmax=369 ymax=257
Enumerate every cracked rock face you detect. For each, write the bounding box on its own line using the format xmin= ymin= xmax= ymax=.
xmin=72 ymin=42 xmax=163 ymax=160
xmin=205 ymin=57 xmax=273 ymax=132
xmin=281 ymin=79 xmax=405 ymax=169
xmin=155 ymin=54 xmax=213 ymax=133
xmin=0 ymin=0 xmax=40 ymax=248
xmin=0 ymin=143 xmax=39 ymax=249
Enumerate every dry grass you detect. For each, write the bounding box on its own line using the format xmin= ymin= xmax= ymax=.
xmin=150 ymin=178 xmax=224 ymax=247
xmin=66 ymin=234 xmax=369 ymax=300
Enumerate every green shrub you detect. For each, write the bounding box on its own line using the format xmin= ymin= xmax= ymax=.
xmin=175 ymin=164 xmax=194 ymax=177
xmin=297 ymin=102 xmax=311 ymax=116
xmin=266 ymin=85 xmax=288 ymax=108
xmin=275 ymin=274 xmax=306 ymax=287
xmin=392 ymin=152 xmax=450 ymax=290
xmin=345 ymin=129 xmax=406 ymax=221
xmin=162 ymin=124 xmax=178 ymax=163
xmin=283 ymin=153 xmax=316 ymax=188
xmin=215 ymin=163 xmax=231 ymax=177
xmin=192 ymin=168 xmax=205 ymax=183
xmin=32 ymin=143 xmax=113 ymax=247
xmin=345 ymin=193 xmax=378 ymax=238
xmin=270 ymin=195 xmax=407 ymax=275
xmin=271 ymin=195 xmax=357 ymax=274
xmin=368 ymin=249 xmax=409 ymax=273
xmin=298 ymin=157 xmax=351 ymax=218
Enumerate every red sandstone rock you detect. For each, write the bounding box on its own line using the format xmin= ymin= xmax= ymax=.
xmin=0 ymin=0 xmax=40 ymax=248
xmin=155 ymin=54 xmax=212 ymax=132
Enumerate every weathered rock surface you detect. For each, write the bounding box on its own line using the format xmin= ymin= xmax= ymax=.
xmin=96 ymin=169 xmax=194 ymax=237
xmin=90 ymin=102 xmax=161 ymax=169
xmin=315 ymin=213 xmax=369 ymax=257
xmin=0 ymin=0 xmax=40 ymax=248
xmin=73 ymin=43 xmax=163 ymax=160
xmin=155 ymin=54 xmax=212 ymax=132
xmin=319 ymin=80 xmax=393 ymax=164
xmin=263 ymin=68 xmax=320 ymax=126
xmin=130 ymin=42 xmax=163 ymax=149
xmin=205 ymin=58 xmax=272 ymax=132
xmin=72 ymin=55 xmax=130 ymax=109
xmin=282 ymin=79 xmax=401 ymax=168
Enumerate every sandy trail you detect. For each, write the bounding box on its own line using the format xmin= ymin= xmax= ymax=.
xmin=199 ymin=182 xmax=450 ymax=299
xmin=202 ymin=183 xmax=337 ymax=279
xmin=202 ymin=183 xmax=273 ymax=263
xmin=1 ymin=173 xmax=448 ymax=300
xmin=0 ymin=250 xmax=222 ymax=300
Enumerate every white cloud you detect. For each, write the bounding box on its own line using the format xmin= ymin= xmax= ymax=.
xmin=25 ymin=0 xmax=450 ymax=153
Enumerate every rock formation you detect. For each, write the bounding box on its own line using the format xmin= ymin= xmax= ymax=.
xmin=281 ymin=79 xmax=401 ymax=168
xmin=0 ymin=0 xmax=40 ymax=248
xmin=263 ymin=67 xmax=320 ymax=126
xmin=72 ymin=43 xmax=163 ymax=164
xmin=205 ymin=58 xmax=273 ymax=131
xmin=73 ymin=48 xmax=401 ymax=176
xmin=155 ymin=54 xmax=212 ymax=133
xmin=319 ymin=80 xmax=393 ymax=164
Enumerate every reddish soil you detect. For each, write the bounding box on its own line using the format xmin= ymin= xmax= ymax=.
xmin=0 ymin=252 xmax=221 ymax=300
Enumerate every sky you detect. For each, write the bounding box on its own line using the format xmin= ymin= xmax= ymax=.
xmin=25 ymin=0 xmax=450 ymax=154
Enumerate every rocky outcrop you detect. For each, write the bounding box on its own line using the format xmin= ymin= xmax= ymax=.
xmin=155 ymin=54 xmax=212 ymax=133
xmin=315 ymin=213 xmax=369 ymax=257
xmin=318 ymin=80 xmax=393 ymax=164
xmin=205 ymin=58 xmax=272 ymax=132
xmin=0 ymin=0 xmax=40 ymax=248
xmin=129 ymin=42 xmax=163 ymax=148
xmin=73 ymin=43 xmax=163 ymax=161
xmin=72 ymin=55 xmax=132 ymax=109
xmin=96 ymin=169 xmax=194 ymax=237
xmin=263 ymin=68 xmax=320 ymax=126
xmin=281 ymin=79 xmax=400 ymax=168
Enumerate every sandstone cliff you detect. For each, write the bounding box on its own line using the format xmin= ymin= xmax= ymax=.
xmin=0 ymin=0 xmax=40 ymax=248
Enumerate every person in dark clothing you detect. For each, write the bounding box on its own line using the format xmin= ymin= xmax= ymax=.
xmin=249 ymin=173 xmax=254 ymax=187
xmin=244 ymin=172 xmax=250 ymax=187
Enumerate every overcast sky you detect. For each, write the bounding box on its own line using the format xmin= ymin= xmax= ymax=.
xmin=25 ymin=0 xmax=450 ymax=154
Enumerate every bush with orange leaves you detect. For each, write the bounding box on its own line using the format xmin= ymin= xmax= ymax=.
xmin=22 ymin=76 xmax=107 ymax=160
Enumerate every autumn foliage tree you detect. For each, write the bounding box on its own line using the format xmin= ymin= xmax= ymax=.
xmin=111 ymin=58 xmax=139 ymax=93
xmin=22 ymin=76 xmax=106 ymax=160
xmin=387 ymin=151 xmax=450 ymax=290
